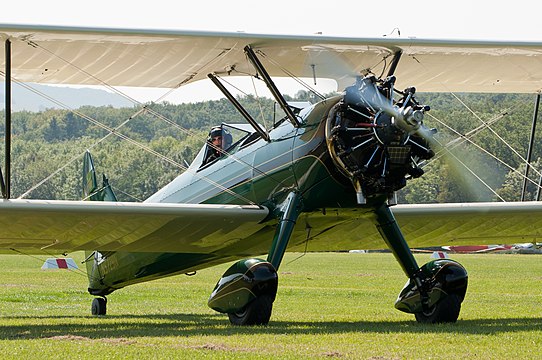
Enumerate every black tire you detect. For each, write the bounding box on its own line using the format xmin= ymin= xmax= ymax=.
xmin=415 ymin=293 xmax=461 ymax=324
xmin=91 ymin=297 xmax=107 ymax=316
xmin=228 ymin=295 xmax=273 ymax=326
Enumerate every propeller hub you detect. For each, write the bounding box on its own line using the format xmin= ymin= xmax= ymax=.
xmin=393 ymin=106 xmax=423 ymax=134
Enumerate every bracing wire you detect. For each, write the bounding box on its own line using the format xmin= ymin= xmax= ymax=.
xmin=246 ymin=59 xmax=271 ymax=131
xmin=427 ymin=112 xmax=542 ymax=193
xmin=254 ymin=50 xmax=326 ymax=100
xmin=10 ymin=248 xmax=90 ymax=279
xmin=410 ymin=55 xmax=542 ymax=197
xmin=3 ymin=39 xmax=296 ymax=203
xmin=449 ymin=92 xmax=534 ymax=169
xmin=111 ymin=186 xmax=143 ymax=202
xmin=431 ymin=136 xmax=506 ymax=201
xmin=1 ymin=73 xmax=257 ymax=205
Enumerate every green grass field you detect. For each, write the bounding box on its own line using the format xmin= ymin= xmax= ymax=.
xmin=0 ymin=252 xmax=540 ymax=359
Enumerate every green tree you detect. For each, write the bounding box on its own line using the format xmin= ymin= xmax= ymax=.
xmin=496 ymin=158 xmax=542 ymax=202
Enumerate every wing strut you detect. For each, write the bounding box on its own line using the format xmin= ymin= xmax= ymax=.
xmin=244 ymin=45 xmax=301 ymax=128
xmin=538 ymin=166 xmax=542 ymax=200
xmin=386 ymin=50 xmax=402 ymax=77
xmin=1 ymin=39 xmax=11 ymax=199
xmin=207 ymin=73 xmax=270 ymax=142
xmin=522 ymin=92 xmax=540 ymax=201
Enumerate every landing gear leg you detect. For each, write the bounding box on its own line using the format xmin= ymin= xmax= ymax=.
xmin=266 ymin=191 xmax=303 ymax=269
xmin=371 ymin=199 xmax=468 ymax=323
xmin=372 ymin=199 xmax=420 ymax=278
xmin=234 ymin=191 xmax=302 ymax=325
xmin=91 ymin=296 xmax=107 ymax=316
xmin=208 ymin=192 xmax=303 ymax=326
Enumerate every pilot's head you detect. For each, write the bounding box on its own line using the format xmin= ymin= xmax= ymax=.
xmin=208 ymin=126 xmax=223 ymax=148
xmin=208 ymin=126 xmax=232 ymax=150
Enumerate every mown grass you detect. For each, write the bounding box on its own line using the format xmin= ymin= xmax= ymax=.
xmin=0 ymin=252 xmax=540 ymax=359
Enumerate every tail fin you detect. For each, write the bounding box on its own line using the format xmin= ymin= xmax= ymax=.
xmin=82 ymin=150 xmax=118 ymax=202
xmin=83 ymin=150 xmax=119 ymax=297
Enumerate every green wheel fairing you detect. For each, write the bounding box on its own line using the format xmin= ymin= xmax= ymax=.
xmin=208 ymin=258 xmax=278 ymax=314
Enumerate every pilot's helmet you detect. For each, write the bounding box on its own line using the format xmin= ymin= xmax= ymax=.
xmin=208 ymin=126 xmax=223 ymax=142
xmin=208 ymin=126 xmax=232 ymax=149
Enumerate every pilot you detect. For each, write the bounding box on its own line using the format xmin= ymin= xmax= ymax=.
xmin=204 ymin=126 xmax=232 ymax=164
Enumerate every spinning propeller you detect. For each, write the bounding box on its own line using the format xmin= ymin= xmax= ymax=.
xmin=326 ymin=74 xmax=436 ymax=203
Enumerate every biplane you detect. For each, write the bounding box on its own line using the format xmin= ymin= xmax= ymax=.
xmin=1 ymin=23 xmax=542 ymax=325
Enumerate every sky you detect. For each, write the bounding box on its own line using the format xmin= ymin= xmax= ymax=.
xmin=1 ymin=0 xmax=541 ymax=104
xmin=1 ymin=0 xmax=540 ymax=40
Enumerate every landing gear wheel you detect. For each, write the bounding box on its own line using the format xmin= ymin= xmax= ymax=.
xmin=91 ymin=297 xmax=107 ymax=316
xmin=415 ymin=293 xmax=461 ymax=324
xmin=228 ymin=295 xmax=273 ymax=326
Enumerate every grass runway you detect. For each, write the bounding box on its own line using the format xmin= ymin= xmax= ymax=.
xmin=0 ymin=252 xmax=540 ymax=359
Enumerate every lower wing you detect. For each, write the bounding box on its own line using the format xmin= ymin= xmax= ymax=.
xmin=289 ymin=202 xmax=542 ymax=251
xmin=0 ymin=199 xmax=269 ymax=254
xmin=1 ymin=200 xmax=540 ymax=255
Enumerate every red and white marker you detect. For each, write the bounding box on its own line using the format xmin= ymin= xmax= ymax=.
xmin=430 ymin=251 xmax=449 ymax=259
xmin=41 ymin=258 xmax=78 ymax=270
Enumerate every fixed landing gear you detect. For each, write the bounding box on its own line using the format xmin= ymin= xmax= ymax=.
xmin=228 ymin=294 xmax=274 ymax=326
xmin=91 ymin=296 xmax=107 ymax=316
xmin=371 ymin=200 xmax=468 ymax=324
xmin=207 ymin=258 xmax=278 ymax=326
xmin=414 ymin=293 xmax=462 ymax=324
xmin=395 ymin=259 xmax=468 ymax=324
xmin=208 ymin=191 xmax=302 ymax=326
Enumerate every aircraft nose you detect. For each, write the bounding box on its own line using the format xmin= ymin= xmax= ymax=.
xmin=325 ymin=75 xmax=435 ymax=204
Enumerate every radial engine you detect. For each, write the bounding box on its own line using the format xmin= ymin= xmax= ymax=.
xmin=326 ymin=75 xmax=436 ymax=204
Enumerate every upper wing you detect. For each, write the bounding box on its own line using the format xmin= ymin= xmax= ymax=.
xmin=1 ymin=23 xmax=541 ymax=93
xmin=288 ymin=202 xmax=542 ymax=251
xmin=0 ymin=199 xmax=269 ymax=254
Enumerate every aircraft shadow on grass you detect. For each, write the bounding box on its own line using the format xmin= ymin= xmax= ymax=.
xmin=0 ymin=314 xmax=540 ymax=340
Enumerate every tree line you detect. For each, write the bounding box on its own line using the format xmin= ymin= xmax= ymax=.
xmin=1 ymin=91 xmax=541 ymax=203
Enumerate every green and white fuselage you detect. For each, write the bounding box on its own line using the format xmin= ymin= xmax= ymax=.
xmin=84 ymin=76 xmax=467 ymax=324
